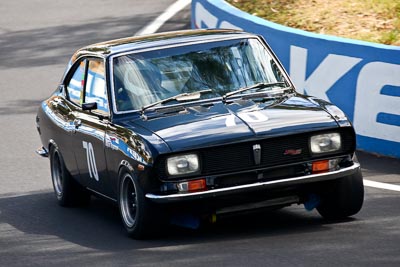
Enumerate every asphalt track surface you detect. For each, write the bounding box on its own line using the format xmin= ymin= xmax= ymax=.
xmin=0 ymin=1 xmax=399 ymax=266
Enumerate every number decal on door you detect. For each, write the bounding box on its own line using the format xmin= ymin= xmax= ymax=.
xmin=82 ymin=141 xmax=99 ymax=181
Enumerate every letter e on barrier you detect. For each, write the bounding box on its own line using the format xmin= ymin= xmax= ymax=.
xmin=354 ymin=62 xmax=400 ymax=143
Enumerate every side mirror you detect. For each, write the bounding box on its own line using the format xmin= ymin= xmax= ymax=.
xmin=82 ymin=102 xmax=98 ymax=111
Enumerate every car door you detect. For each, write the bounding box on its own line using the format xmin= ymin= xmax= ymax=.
xmin=62 ymin=59 xmax=87 ymax=179
xmin=67 ymin=58 xmax=111 ymax=196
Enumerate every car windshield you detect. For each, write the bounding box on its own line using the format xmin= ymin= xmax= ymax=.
xmin=112 ymin=38 xmax=289 ymax=112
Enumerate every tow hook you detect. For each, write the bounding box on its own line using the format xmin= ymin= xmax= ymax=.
xmin=170 ymin=213 xmax=201 ymax=229
xmin=304 ymin=194 xmax=320 ymax=211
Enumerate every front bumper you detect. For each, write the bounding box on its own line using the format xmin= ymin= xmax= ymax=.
xmin=146 ymin=163 xmax=360 ymax=203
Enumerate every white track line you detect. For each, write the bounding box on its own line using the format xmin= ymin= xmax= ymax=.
xmin=0 ymin=190 xmax=51 ymax=200
xmin=364 ymin=179 xmax=400 ymax=192
xmin=135 ymin=0 xmax=191 ymax=36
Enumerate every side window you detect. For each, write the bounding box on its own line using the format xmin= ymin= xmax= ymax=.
xmin=85 ymin=60 xmax=109 ymax=115
xmin=66 ymin=60 xmax=86 ymax=106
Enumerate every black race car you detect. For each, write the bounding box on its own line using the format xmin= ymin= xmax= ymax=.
xmin=36 ymin=29 xmax=364 ymax=238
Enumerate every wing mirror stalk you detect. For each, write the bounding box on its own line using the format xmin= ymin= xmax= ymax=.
xmin=81 ymin=102 xmax=108 ymax=121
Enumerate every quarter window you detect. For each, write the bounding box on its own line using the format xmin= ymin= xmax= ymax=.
xmin=85 ymin=60 xmax=109 ymax=115
xmin=66 ymin=60 xmax=86 ymax=106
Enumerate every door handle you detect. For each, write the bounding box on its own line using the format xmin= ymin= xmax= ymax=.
xmin=73 ymin=119 xmax=82 ymax=128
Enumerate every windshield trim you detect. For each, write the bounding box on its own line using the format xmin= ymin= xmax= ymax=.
xmin=108 ymin=36 xmax=294 ymax=115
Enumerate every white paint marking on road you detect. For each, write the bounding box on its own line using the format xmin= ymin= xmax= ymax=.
xmin=135 ymin=0 xmax=191 ymax=36
xmin=0 ymin=190 xmax=51 ymax=200
xmin=364 ymin=179 xmax=400 ymax=192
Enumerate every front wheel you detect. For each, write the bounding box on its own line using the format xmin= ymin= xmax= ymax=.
xmin=317 ymin=169 xmax=364 ymax=219
xmin=118 ymin=169 xmax=163 ymax=239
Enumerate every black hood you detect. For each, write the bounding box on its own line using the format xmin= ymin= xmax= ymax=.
xmin=123 ymin=95 xmax=339 ymax=152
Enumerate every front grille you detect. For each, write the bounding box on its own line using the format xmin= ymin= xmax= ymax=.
xmin=155 ymin=127 xmax=355 ymax=180
xmin=200 ymin=135 xmax=310 ymax=175
xmin=200 ymin=143 xmax=253 ymax=175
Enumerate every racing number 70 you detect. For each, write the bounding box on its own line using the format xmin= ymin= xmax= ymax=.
xmin=82 ymin=141 xmax=99 ymax=181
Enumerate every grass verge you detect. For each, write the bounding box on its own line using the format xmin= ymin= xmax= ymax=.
xmin=227 ymin=0 xmax=400 ymax=45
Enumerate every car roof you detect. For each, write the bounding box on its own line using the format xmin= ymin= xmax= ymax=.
xmin=70 ymin=29 xmax=256 ymax=63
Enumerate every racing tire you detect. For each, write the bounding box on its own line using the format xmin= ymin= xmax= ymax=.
xmin=49 ymin=145 xmax=91 ymax=207
xmin=118 ymin=169 xmax=163 ymax=239
xmin=317 ymin=169 xmax=364 ymax=220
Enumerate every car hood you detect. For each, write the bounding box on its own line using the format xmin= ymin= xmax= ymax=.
xmin=123 ymin=95 xmax=339 ymax=152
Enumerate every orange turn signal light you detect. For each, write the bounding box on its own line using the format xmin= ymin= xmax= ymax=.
xmin=312 ymin=160 xmax=330 ymax=174
xmin=188 ymin=179 xmax=206 ymax=192
xmin=178 ymin=178 xmax=207 ymax=192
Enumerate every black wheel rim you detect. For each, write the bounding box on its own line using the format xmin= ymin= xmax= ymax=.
xmin=51 ymin=151 xmax=63 ymax=197
xmin=120 ymin=173 xmax=138 ymax=228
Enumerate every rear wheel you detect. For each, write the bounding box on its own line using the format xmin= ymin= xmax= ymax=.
xmin=317 ymin=169 xmax=364 ymax=219
xmin=118 ymin=169 xmax=163 ymax=239
xmin=50 ymin=145 xmax=90 ymax=206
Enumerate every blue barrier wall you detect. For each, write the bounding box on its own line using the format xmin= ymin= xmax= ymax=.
xmin=192 ymin=0 xmax=400 ymax=158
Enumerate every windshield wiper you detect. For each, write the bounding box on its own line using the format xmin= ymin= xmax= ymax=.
xmin=141 ymin=89 xmax=213 ymax=114
xmin=222 ymin=82 xmax=288 ymax=100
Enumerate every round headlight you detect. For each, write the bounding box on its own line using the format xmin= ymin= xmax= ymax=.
xmin=166 ymin=154 xmax=200 ymax=176
xmin=310 ymin=133 xmax=341 ymax=154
